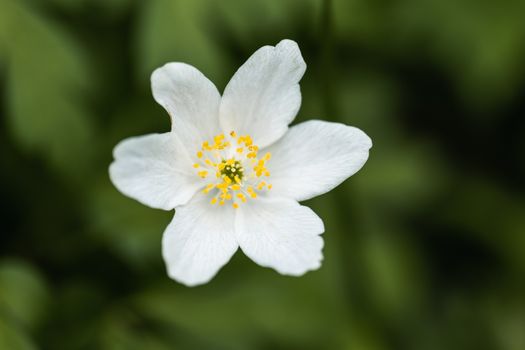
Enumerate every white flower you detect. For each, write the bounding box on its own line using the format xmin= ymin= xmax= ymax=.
xmin=109 ymin=39 xmax=372 ymax=286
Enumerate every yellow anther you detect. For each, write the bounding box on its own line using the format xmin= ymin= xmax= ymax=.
xmin=237 ymin=193 xmax=247 ymax=202
xmin=216 ymin=182 xmax=228 ymax=190
xmin=197 ymin=132 xmax=271 ymax=207
xmin=247 ymin=186 xmax=257 ymax=198
xmin=268 ymin=184 xmax=272 ymax=190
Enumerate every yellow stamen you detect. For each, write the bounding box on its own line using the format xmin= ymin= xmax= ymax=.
xmin=247 ymin=186 xmax=257 ymax=198
xmin=203 ymin=183 xmax=215 ymax=193
xmin=195 ymin=131 xmax=272 ymax=208
xmin=237 ymin=193 xmax=247 ymax=203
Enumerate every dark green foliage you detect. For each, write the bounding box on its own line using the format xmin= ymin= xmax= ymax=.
xmin=0 ymin=0 xmax=524 ymax=349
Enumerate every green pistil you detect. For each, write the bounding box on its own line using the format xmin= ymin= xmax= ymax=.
xmin=220 ymin=160 xmax=244 ymax=182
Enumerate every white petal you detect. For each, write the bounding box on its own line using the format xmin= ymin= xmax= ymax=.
xmin=109 ymin=133 xmax=201 ymax=210
xmin=162 ymin=194 xmax=238 ymax=286
xmin=235 ymin=197 xmax=324 ymax=276
xmin=220 ymin=39 xmax=306 ymax=148
xmin=151 ymin=63 xmax=222 ymax=149
xmin=265 ymin=120 xmax=372 ymax=202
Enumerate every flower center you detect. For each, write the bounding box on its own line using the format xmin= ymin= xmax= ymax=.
xmin=220 ymin=159 xmax=244 ymax=183
xmin=193 ymin=131 xmax=272 ymax=209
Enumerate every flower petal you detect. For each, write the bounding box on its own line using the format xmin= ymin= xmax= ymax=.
xmin=162 ymin=194 xmax=238 ymax=286
xmin=219 ymin=39 xmax=306 ymax=148
xmin=109 ymin=133 xmax=201 ymax=210
xmin=235 ymin=197 xmax=324 ymax=276
xmin=265 ymin=120 xmax=372 ymax=202
xmin=151 ymin=62 xmax=222 ymax=149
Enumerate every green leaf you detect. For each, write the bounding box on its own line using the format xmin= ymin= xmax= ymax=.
xmin=99 ymin=310 xmax=172 ymax=350
xmin=135 ymin=0 xmax=230 ymax=88
xmin=353 ymin=141 xmax=447 ymax=212
xmin=0 ymin=0 xmax=95 ymax=179
xmin=133 ymin=274 xmax=346 ymax=348
xmin=0 ymin=318 xmax=36 ymax=350
xmin=43 ymin=0 xmax=131 ymax=16
xmin=86 ymin=179 xmax=171 ymax=269
xmin=210 ymin=0 xmax=320 ymax=45
xmin=399 ymin=0 xmax=525 ymax=111
xmin=439 ymin=180 xmax=525 ymax=271
xmin=0 ymin=259 xmax=49 ymax=330
xmin=361 ymin=229 xmax=425 ymax=319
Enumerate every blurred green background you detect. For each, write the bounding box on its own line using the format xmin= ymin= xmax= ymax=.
xmin=1 ymin=0 xmax=524 ymax=349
